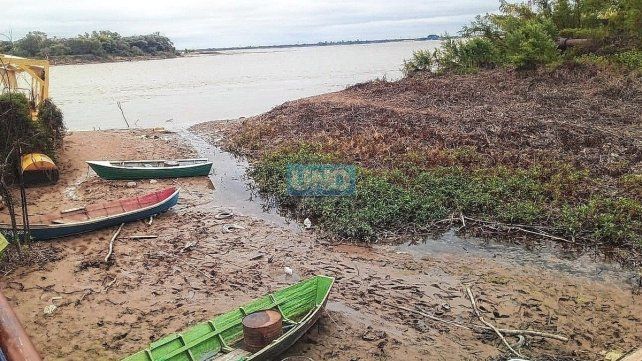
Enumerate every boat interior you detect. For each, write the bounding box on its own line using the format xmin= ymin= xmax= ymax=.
xmin=109 ymin=159 xmax=209 ymax=168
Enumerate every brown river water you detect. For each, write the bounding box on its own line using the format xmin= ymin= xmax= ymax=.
xmin=49 ymin=40 xmax=440 ymax=130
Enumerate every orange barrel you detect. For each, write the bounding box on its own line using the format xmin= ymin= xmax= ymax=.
xmin=242 ymin=310 xmax=283 ymax=352
xmin=0 ymin=291 xmax=41 ymax=361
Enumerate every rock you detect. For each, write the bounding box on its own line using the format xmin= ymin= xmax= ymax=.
xmin=149 ymin=179 xmax=158 ymax=184
xmin=126 ymin=181 xmax=137 ymax=188
xmin=303 ymin=218 xmax=312 ymax=229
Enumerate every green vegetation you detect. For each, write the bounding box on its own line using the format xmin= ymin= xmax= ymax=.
xmin=0 ymin=93 xmax=64 ymax=176
xmin=37 ymin=99 xmax=65 ymax=150
xmin=0 ymin=31 xmax=177 ymax=60
xmin=404 ymin=0 xmax=642 ymax=75
xmin=250 ymin=145 xmax=641 ymax=244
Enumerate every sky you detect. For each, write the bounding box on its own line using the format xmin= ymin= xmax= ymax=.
xmin=1 ymin=0 xmax=500 ymax=49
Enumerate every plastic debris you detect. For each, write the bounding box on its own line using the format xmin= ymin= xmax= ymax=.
xmin=126 ymin=181 xmax=137 ymax=188
xmin=284 ymin=267 xmax=293 ymax=276
xmin=303 ymin=218 xmax=312 ymax=229
xmin=43 ymin=304 xmax=57 ymax=316
xmin=214 ymin=210 xmax=234 ymax=220
xmin=222 ymin=224 xmax=245 ymax=233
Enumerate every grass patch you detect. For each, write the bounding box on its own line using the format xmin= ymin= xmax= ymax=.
xmin=250 ymin=145 xmax=641 ymax=245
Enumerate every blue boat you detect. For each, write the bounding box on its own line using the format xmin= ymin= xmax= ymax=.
xmin=0 ymin=187 xmax=179 ymax=241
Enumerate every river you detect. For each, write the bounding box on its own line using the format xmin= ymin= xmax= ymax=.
xmin=49 ymin=40 xmax=440 ymax=131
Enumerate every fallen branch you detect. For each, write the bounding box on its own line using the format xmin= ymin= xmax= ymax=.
xmin=463 ymin=215 xmax=574 ymax=244
xmin=387 ymin=302 xmax=569 ymax=342
xmin=105 ymin=223 xmax=124 ymax=262
xmin=466 ymin=286 xmax=522 ymax=357
xmin=102 ymin=277 xmax=117 ymax=293
xmin=125 ymin=235 xmax=158 ymax=240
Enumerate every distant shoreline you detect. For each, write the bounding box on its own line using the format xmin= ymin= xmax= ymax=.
xmin=190 ymin=36 xmax=442 ymax=53
xmin=45 ymin=37 xmax=443 ymax=64
xmin=49 ymin=52 xmax=178 ymax=66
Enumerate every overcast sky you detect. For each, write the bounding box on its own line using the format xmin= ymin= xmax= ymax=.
xmin=1 ymin=0 xmax=500 ymax=49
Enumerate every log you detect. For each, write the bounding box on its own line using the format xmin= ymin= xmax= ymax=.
xmin=556 ymin=37 xmax=591 ymax=49
xmin=0 ymin=291 xmax=41 ymax=361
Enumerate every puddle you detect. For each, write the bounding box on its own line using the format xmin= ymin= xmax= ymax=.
xmin=395 ymin=229 xmax=637 ymax=285
xmin=180 ymin=129 xmax=299 ymax=231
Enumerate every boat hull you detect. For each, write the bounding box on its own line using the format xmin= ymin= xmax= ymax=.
xmin=123 ymin=275 xmax=335 ymax=361
xmin=87 ymin=161 xmax=212 ymax=180
xmin=1 ymin=189 xmax=179 ymax=241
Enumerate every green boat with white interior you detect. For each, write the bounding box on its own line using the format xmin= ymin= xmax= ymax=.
xmin=87 ymin=158 xmax=212 ymax=180
xmin=123 ymin=275 xmax=334 ymax=361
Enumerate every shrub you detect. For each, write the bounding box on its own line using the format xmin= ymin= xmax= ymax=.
xmin=402 ymin=50 xmax=433 ymax=76
xmin=37 ymin=99 xmax=66 ymax=149
xmin=434 ymin=37 xmax=501 ymax=73
xmin=614 ymin=50 xmax=642 ymax=70
xmin=504 ymin=18 xmax=560 ymax=69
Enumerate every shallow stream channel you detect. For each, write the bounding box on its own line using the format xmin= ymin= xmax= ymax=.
xmin=181 ymin=129 xmax=639 ymax=288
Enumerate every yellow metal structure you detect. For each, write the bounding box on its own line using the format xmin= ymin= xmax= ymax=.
xmin=20 ymin=153 xmax=59 ymax=186
xmin=0 ymin=54 xmax=50 ymax=114
xmin=21 ymin=153 xmax=57 ymax=171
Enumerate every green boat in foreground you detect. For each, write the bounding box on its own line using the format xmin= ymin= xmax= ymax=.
xmin=123 ymin=275 xmax=334 ymax=361
xmin=87 ymin=159 xmax=213 ymax=180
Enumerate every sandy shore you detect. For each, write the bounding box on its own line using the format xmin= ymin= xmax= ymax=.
xmin=0 ymin=128 xmax=641 ymax=360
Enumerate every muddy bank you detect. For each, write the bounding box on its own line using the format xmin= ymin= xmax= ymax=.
xmin=0 ymin=128 xmax=640 ymax=361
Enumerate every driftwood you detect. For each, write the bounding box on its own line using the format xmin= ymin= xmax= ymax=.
xmin=125 ymin=235 xmax=158 ymax=240
xmin=463 ymin=215 xmax=574 ymax=244
xmin=466 ymin=287 xmax=522 ymax=357
xmin=104 ymin=223 xmax=124 ymax=262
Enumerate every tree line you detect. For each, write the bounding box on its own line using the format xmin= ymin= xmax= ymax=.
xmin=0 ymin=30 xmax=177 ymax=59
